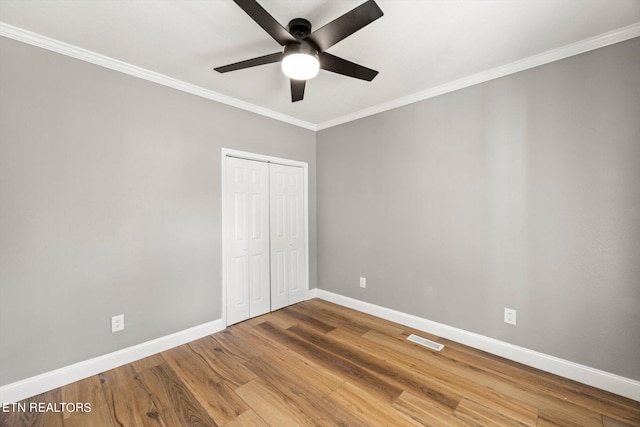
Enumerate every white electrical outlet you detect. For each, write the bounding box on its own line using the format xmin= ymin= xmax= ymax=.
xmin=504 ymin=308 xmax=517 ymax=325
xmin=111 ymin=314 xmax=125 ymax=332
xmin=359 ymin=277 xmax=366 ymax=288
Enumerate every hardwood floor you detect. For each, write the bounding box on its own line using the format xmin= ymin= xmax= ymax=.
xmin=2 ymin=298 xmax=638 ymax=426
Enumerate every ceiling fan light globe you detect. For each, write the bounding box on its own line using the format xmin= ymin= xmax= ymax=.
xmin=282 ymin=53 xmax=320 ymax=80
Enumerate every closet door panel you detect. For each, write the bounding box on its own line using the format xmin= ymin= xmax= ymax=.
xmin=270 ymin=164 xmax=305 ymax=310
xmin=247 ymin=163 xmax=270 ymax=318
xmin=226 ymin=157 xmax=269 ymax=325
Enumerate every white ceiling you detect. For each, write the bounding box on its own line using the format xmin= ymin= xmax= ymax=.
xmin=1 ymin=0 xmax=639 ymax=129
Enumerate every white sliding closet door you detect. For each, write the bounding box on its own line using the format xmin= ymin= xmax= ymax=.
xmin=270 ymin=163 xmax=306 ymax=310
xmin=225 ymin=157 xmax=270 ymax=325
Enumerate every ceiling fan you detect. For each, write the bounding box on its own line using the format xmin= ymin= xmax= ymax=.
xmin=214 ymin=0 xmax=384 ymax=102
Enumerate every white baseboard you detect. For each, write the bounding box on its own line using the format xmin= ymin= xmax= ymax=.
xmin=0 ymin=319 xmax=225 ymax=403
xmin=309 ymin=289 xmax=640 ymax=402
xmin=4 ymin=292 xmax=638 ymax=403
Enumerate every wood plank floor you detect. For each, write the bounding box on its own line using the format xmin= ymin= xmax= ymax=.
xmin=2 ymin=299 xmax=639 ymax=426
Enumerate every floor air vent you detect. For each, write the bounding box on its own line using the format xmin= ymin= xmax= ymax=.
xmin=407 ymin=334 xmax=444 ymax=351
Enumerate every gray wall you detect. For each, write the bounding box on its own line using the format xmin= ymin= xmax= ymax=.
xmin=317 ymin=37 xmax=640 ymax=380
xmin=0 ymin=37 xmax=316 ymax=385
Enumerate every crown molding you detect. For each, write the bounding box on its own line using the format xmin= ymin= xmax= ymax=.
xmin=315 ymin=22 xmax=640 ymax=130
xmin=2 ymin=21 xmax=639 ymax=132
xmin=0 ymin=22 xmax=318 ymax=131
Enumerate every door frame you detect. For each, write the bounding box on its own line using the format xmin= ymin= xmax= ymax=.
xmin=221 ymin=148 xmax=310 ymax=327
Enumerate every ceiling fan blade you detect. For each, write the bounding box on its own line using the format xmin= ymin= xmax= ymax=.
xmin=233 ymin=0 xmax=296 ymax=46
xmin=214 ymin=52 xmax=283 ymax=73
xmin=306 ymin=0 xmax=383 ymax=52
xmin=291 ymin=79 xmax=306 ymax=102
xmin=319 ymin=52 xmax=378 ymax=81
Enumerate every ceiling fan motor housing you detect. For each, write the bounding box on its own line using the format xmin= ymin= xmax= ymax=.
xmin=284 ymin=19 xmax=319 ymax=61
xmin=288 ymin=18 xmax=312 ymax=38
